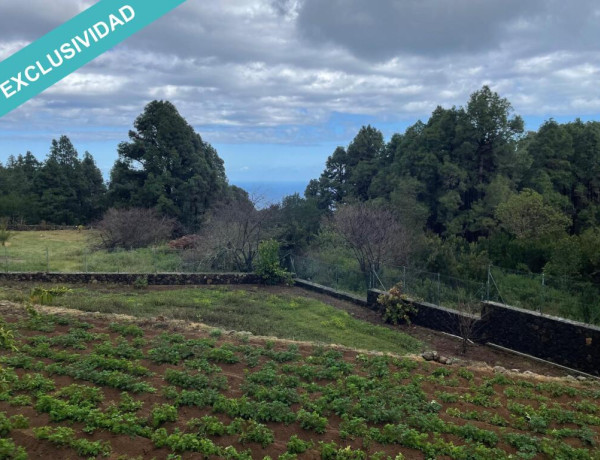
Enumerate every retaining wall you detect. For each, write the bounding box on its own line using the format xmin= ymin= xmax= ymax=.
xmin=0 ymin=272 xmax=262 ymax=285
xmin=365 ymin=289 xmax=599 ymax=375
xmin=481 ymin=301 xmax=600 ymax=375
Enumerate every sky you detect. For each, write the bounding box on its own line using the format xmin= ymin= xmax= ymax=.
xmin=1 ymin=0 xmax=600 ymax=200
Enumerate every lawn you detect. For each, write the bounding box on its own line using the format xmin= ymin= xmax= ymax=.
xmin=0 ymin=284 xmax=421 ymax=355
xmin=1 ymin=231 xmax=185 ymax=273
xmin=0 ymin=305 xmax=598 ymax=459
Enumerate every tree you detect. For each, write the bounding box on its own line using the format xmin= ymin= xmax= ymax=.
xmin=108 ymin=101 xmax=227 ymax=231
xmin=465 ymin=85 xmax=524 ymax=186
xmin=307 ymin=125 xmax=385 ymax=209
xmin=79 ymin=152 xmax=107 ymax=222
xmin=36 ymin=136 xmax=86 ymax=225
xmin=495 ymin=189 xmax=570 ymax=240
xmin=330 ymin=202 xmax=412 ymax=286
xmin=193 ymin=189 xmax=276 ymax=272
xmin=0 ymin=219 xmax=11 ymax=247
xmin=275 ymin=193 xmax=323 ymax=252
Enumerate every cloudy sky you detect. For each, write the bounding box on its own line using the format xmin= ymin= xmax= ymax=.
xmin=1 ymin=0 xmax=600 ymax=198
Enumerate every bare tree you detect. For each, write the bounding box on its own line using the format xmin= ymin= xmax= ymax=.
xmin=96 ymin=208 xmax=175 ymax=249
xmin=330 ymin=202 xmax=413 ymax=285
xmin=193 ymin=192 xmax=276 ymax=272
xmin=456 ymin=298 xmax=483 ymax=354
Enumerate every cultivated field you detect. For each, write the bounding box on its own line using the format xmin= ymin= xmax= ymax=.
xmin=0 ymin=303 xmax=599 ymax=459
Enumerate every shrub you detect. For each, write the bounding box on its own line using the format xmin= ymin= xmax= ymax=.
xmin=133 ymin=276 xmax=148 ymax=290
xmin=30 ymin=286 xmax=71 ymax=305
xmin=168 ymin=235 xmax=201 ymax=250
xmin=0 ymin=319 xmax=17 ymax=351
xmin=96 ymin=208 xmax=175 ymax=249
xmin=378 ymin=283 xmax=418 ymax=325
xmin=255 ymin=239 xmax=293 ymax=285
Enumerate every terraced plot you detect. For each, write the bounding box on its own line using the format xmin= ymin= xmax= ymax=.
xmin=0 ymin=306 xmax=599 ymax=459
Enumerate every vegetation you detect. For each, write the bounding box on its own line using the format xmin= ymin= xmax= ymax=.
xmin=0 ymin=284 xmax=421 ymax=354
xmin=378 ymin=283 xmax=418 ymax=326
xmin=108 ymin=100 xmax=227 ymax=231
xmin=2 ymin=88 xmax=600 ymax=318
xmin=255 ymin=239 xmax=293 ymax=285
xmin=0 ymin=309 xmax=597 ymax=459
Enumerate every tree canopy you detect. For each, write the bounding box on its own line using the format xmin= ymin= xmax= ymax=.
xmin=108 ymin=100 xmax=227 ymax=231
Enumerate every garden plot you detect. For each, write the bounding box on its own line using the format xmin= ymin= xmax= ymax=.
xmin=0 ymin=305 xmax=599 ymax=459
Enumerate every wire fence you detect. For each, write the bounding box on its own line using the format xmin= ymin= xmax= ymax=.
xmin=1 ymin=245 xmax=599 ymax=325
xmin=287 ymin=255 xmax=600 ymax=325
xmin=0 ymin=246 xmax=230 ymax=274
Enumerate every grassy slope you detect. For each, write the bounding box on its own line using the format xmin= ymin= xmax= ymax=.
xmin=2 ymin=230 xmax=89 ymax=272
xmin=0 ymin=284 xmax=422 ymax=355
xmin=2 ymin=231 xmax=183 ymax=273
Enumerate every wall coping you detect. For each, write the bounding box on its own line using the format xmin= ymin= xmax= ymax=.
xmin=483 ymin=300 xmax=600 ymax=332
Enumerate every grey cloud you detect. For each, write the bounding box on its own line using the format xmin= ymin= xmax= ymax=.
xmin=0 ymin=1 xmax=89 ymax=40
xmin=295 ymin=0 xmax=600 ymax=62
xmin=1 ymin=0 xmax=600 ymax=151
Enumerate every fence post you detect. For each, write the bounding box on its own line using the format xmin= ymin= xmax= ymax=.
xmin=437 ymin=273 xmax=441 ymax=306
xmin=46 ymin=247 xmax=49 ymax=272
xmin=4 ymin=246 xmax=7 ymax=273
xmin=540 ymin=273 xmax=545 ymax=313
xmin=486 ymin=264 xmax=491 ymax=301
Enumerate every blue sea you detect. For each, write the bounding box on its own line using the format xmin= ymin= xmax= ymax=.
xmin=232 ymin=181 xmax=308 ymax=207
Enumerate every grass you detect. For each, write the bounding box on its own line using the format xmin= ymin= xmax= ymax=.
xmin=0 ymin=231 xmax=187 ymax=273
xmin=1 ymin=230 xmax=89 ymax=272
xmin=0 ymin=284 xmax=422 ymax=354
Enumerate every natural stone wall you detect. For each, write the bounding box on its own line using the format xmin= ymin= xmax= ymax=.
xmin=367 ymin=288 xmax=483 ymax=339
xmin=294 ymin=279 xmax=368 ymax=307
xmin=0 ymin=272 xmax=262 ymax=285
xmin=364 ymin=289 xmax=599 ymax=375
xmin=481 ymin=301 xmax=600 ymax=376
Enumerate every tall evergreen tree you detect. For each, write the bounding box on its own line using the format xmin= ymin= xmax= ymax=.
xmin=108 ymin=101 xmax=227 ymax=230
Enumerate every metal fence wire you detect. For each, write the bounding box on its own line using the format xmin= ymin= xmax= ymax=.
xmin=1 ymin=246 xmax=599 ymax=325
xmin=287 ymin=255 xmax=599 ymax=325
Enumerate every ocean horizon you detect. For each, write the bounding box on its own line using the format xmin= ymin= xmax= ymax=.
xmin=231 ymin=181 xmax=308 ymax=206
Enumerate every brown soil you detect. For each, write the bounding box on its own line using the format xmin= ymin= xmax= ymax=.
xmin=0 ymin=303 xmax=598 ymax=459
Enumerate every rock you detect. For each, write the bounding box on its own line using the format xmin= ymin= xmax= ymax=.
xmin=523 ymin=371 xmax=535 ymax=376
xmin=510 ymin=369 xmax=520 ymax=373
xmin=422 ymin=351 xmax=436 ymax=361
xmin=566 ymin=375 xmax=578 ymax=382
xmin=577 ymin=376 xmax=587 ymax=381
xmin=493 ymin=366 xmax=507 ymax=374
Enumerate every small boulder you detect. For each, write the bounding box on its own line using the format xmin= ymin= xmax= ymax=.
xmin=422 ymin=351 xmax=436 ymax=361
xmin=493 ymin=366 xmax=507 ymax=374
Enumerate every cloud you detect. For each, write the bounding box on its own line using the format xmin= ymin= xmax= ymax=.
xmin=1 ymin=0 xmax=600 ymax=156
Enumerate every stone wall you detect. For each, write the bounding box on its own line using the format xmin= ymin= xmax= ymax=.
xmin=481 ymin=301 xmax=600 ymax=376
xmin=0 ymin=272 xmax=262 ymax=285
xmin=364 ymin=289 xmax=599 ymax=376
xmin=294 ymin=279 xmax=368 ymax=307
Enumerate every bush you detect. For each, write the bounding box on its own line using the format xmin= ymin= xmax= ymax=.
xmin=378 ymin=283 xmax=418 ymax=325
xmin=168 ymin=235 xmax=201 ymax=250
xmin=96 ymin=208 xmax=175 ymax=249
xmin=255 ymin=239 xmax=293 ymax=285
